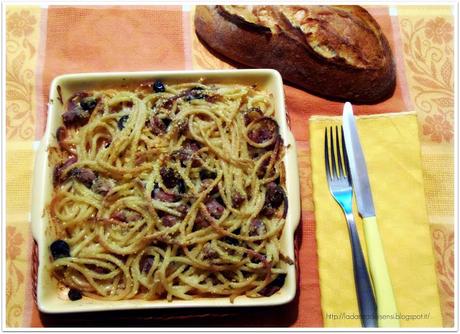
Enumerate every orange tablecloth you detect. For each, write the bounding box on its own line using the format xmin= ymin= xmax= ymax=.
xmin=5 ymin=5 xmax=454 ymax=327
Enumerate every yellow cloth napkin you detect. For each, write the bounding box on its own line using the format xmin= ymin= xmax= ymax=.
xmin=309 ymin=112 xmax=442 ymax=327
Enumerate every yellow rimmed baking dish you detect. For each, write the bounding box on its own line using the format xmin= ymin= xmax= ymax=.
xmin=31 ymin=69 xmax=301 ymax=313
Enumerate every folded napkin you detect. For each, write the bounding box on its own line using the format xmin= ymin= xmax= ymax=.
xmin=309 ymin=112 xmax=442 ymax=327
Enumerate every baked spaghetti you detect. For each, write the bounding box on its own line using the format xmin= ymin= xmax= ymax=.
xmin=47 ymin=80 xmax=291 ymax=302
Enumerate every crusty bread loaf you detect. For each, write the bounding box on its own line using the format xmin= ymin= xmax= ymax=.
xmin=195 ymin=5 xmax=396 ymax=104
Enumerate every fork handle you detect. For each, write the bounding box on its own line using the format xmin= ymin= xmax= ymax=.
xmin=346 ymin=213 xmax=378 ymax=327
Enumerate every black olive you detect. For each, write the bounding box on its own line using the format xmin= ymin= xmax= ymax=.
xmin=160 ymin=167 xmax=180 ymax=188
xmin=222 ymin=230 xmax=240 ymax=246
xmin=259 ymin=274 xmax=286 ymax=297
xmin=151 ymin=183 xmax=159 ymax=198
xmin=193 ymin=91 xmax=206 ymax=100
xmin=216 ymin=196 xmax=225 ymax=206
xmin=162 ymin=117 xmax=172 ymax=128
xmin=223 ymin=236 xmax=239 ymax=246
xmin=153 ymin=80 xmax=166 ymax=93
xmin=141 ymin=256 xmax=155 ymax=273
xmin=68 ymin=288 xmax=82 ymax=301
xmin=178 ymin=179 xmax=186 ymax=193
xmin=264 ymin=182 xmax=284 ymax=209
xmin=50 ymin=239 xmax=70 ymax=260
xmin=199 ymin=169 xmax=217 ymax=180
xmin=271 ymin=273 xmax=286 ymax=286
xmin=80 ymin=97 xmax=97 ymax=111
xmin=117 ymin=115 xmax=129 ymax=130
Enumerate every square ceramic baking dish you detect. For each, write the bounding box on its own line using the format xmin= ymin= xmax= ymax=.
xmin=31 ymin=69 xmax=301 ymax=313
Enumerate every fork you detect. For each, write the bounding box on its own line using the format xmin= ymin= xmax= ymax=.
xmin=324 ymin=126 xmax=377 ymax=327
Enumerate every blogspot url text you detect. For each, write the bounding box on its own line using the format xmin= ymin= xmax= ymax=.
xmin=325 ymin=312 xmax=431 ymax=321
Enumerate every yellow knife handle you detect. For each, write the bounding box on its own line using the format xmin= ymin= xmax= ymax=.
xmin=363 ymin=216 xmax=400 ymax=327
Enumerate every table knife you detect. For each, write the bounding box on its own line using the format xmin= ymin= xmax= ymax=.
xmin=342 ymin=102 xmax=400 ymax=327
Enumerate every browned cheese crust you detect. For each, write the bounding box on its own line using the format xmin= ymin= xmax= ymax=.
xmin=195 ymin=5 xmax=396 ymax=104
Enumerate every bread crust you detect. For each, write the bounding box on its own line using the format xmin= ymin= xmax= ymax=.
xmin=195 ymin=5 xmax=396 ymax=104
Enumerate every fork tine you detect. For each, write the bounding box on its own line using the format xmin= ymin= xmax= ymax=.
xmin=341 ymin=126 xmax=351 ymax=182
xmin=324 ymin=128 xmax=331 ymax=180
xmin=329 ymin=127 xmax=337 ymax=179
xmin=335 ymin=126 xmax=343 ymax=177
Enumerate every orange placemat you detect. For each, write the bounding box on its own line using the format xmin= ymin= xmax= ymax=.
xmin=29 ymin=5 xmax=321 ymax=327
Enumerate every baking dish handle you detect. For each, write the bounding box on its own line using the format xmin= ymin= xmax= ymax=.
xmin=31 ymin=137 xmax=48 ymax=241
xmin=285 ymin=130 xmax=301 ymax=231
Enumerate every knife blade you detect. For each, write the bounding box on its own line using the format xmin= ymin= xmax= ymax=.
xmin=342 ymin=102 xmax=400 ymax=328
xmin=342 ymin=102 xmax=375 ymax=218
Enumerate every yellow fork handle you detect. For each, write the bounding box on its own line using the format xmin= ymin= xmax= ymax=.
xmin=363 ymin=216 xmax=400 ymax=327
